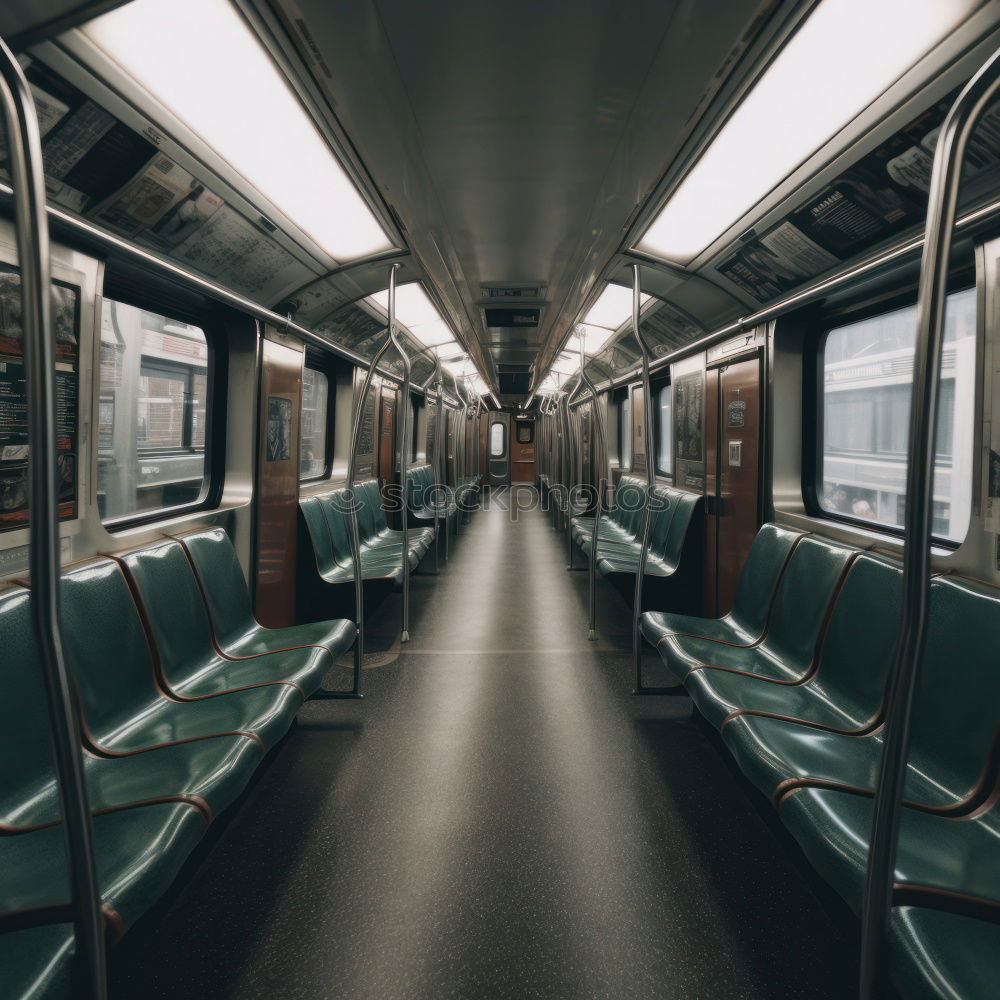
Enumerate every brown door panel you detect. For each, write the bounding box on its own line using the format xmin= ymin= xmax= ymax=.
xmin=255 ymin=337 xmax=302 ymax=628
xmin=716 ymin=358 xmax=761 ymax=614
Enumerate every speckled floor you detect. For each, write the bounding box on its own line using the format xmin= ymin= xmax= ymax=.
xmin=110 ymin=492 xmax=857 ymax=999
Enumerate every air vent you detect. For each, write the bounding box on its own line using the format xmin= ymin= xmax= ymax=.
xmin=481 ymin=284 xmax=545 ymax=299
xmin=485 ymin=307 xmax=540 ymax=328
xmin=499 ymin=372 xmax=532 ymax=395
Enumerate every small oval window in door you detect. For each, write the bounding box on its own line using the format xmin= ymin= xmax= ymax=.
xmin=490 ymin=421 xmax=505 ymax=457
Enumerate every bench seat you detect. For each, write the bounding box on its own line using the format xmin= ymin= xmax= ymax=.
xmin=890 ymin=907 xmax=1000 ymax=1000
xmin=175 ymin=526 xmax=357 ymax=659
xmin=62 ymin=560 xmax=305 ymax=753
xmin=640 ymin=524 xmax=803 ymax=647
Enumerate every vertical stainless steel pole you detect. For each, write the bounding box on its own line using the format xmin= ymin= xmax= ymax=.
xmin=630 ymin=264 xmax=656 ymax=692
xmin=385 ymin=265 xmax=411 ymax=642
xmin=343 ymin=337 xmax=393 ymax=695
xmin=858 ymin=48 xmax=1000 ymax=1000
xmin=0 ymin=37 xmax=107 ymax=999
xmin=578 ymin=331 xmax=607 ymax=641
xmin=562 ymin=393 xmax=575 ymax=568
xmin=438 ymin=376 xmax=449 ymax=560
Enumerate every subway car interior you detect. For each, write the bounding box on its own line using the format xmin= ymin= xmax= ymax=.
xmin=1 ymin=1 xmax=1000 ymax=998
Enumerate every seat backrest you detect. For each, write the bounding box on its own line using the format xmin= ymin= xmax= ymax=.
xmin=660 ymin=490 xmax=702 ymax=573
xmin=360 ymin=480 xmax=388 ymax=534
xmin=647 ymin=488 xmax=679 ymax=560
xmin=813 ymin=552 xmax=903 ymax=724
xmin=762 ymin=536 xmax=855 ymax=673
xmin=351 ymin=482 xmax=379 ymax=542
xmin=60 ymin=559 xmax=161 ymax=743
xmin=0 ymin=586 xmax=58 ymax=825
xmin=300 ymin=495 xmax=337 ymax=575
xmin=118 ymin=540 xmax=217 ymax=686
xmin=615 ymin=476 xmax=646 ymax=538
xmin=321 ymin=489 xmax=357 ymax=567
xmin=907 ymin=576 xmax=1000 ymax=803
xmin=178 ymin=527 xmax=255 ymax=649
xmin=728 ymin=524 xmax=804 ymax=636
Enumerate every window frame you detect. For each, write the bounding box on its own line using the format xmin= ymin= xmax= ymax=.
xmin=299 ymin=361 xmax=332 ymax=483
xmin=98 ymin=287 xmax=226 ymax=532
xmin=616 ymin=388 xmax=632 ymax=471
xmin=489 ymin=420 xmax=506 ymax=458
xmin=802 ymin=272 xmax=978 ymax=549
xmin=653 ymin=378 xmax=673 ymax=478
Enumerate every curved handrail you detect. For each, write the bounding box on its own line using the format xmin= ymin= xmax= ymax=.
xmin=629 ymin=262 xmax=656 ymax=691
xmin=578 ymin=330 xmax=607 ymax=641
xmin=858 ymin=47 xmax=1000 ymax=999
xmin=0 ymin=37 xmax=107 ymax=999
xmin=385 ymin=265 xmax=412 ymax=642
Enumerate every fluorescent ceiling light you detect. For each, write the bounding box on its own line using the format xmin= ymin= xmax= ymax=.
xmin=637 ymin=0 xmax=977 ymax=263
xmin=84 ymin=0 xmax=393 ymax=262
xmin=550 ymin=351 xmax=579 ymax=375
xmin=584 ymin=284 xmax=651 ymax=331
xmin=370 ymin=285 xmax=455 ymax=347
xmin=575 ymin=324 xmax=615 ymax=355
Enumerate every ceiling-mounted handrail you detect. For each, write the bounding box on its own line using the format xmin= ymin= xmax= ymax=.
xmin=0 ymin=36 xmax=107 ymax=999
xmin=386 ymin=264 xmax=412 ymax=642
xmin=578 ymin=329 xmax=607 ymax=641
xmin=859 ymin=46 xmax=1000 ymax=1000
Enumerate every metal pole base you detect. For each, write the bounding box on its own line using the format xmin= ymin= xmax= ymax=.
xmin=588 ymin=629 xmax=597 ymax=642
xmin=401 ymin=630 xmax=411 ymax=643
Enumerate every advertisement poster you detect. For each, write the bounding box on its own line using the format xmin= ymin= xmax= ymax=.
xmin=0 ymin=267 xmax=79 ymax=529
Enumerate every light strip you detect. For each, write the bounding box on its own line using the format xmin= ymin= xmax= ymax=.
xmin=637 ymin=0 xmax=978 ymax=264
xmin=84 ymin=0 xmax=393 ymax=262
xmin=370 ymin=285 xmax=455 ymax=347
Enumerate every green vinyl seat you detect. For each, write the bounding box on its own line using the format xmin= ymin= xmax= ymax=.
xmin=61 ymin=560 xmax=303 ymax=753
xmin=117 ymin=539 xmax=332 ymax=699
xmin=573 ymin=478 xmax=702 ymax=581
xmin=686 ymin=552 xmax=902 ymax=733
xmin=407 ymin=464 xmax=457 ymax=524
xmin=778 ymin=785 xmax=1000 ymax=921
xmin=174 ymin=526 xmax=357 ymax=659
xmin=889 ymin=906 xmax=1000 ymax=1000
xmin=640 ymin=523 xmax=804 ymax=647
xmin=0 ymin=802 xmax=207 ymax=997
xmin=571 ymin=476 xmax=646 ymax=548
xmin=0 ymin=585 xmax=261 ymax=831
xmin=300 ymin=479 xmax=431 ymax=588
xmin=725 ymin=573 xmax=1000 ymax=811
xmin=0 ymin=924 xmax=74 ymax=1000
xmin=655 ymin=535 xmax=856 ymax=685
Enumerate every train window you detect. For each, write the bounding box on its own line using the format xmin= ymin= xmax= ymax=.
xmin=655 ymin=384 xmax=672 ymax=476
xmin=490 ymin=421 xmax=505 ymax=457
xmin=619 ymin=395 xmax=632 ymax=470
xmin=98 ymin=299 xmax=211 ymax=524
xmin=300 ymin=366 xmax=329 ymax=481
xmin=819 ymin=286 xmax=977 ymax=543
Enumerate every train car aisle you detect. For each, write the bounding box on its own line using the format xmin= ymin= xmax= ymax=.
xmin=111 ymin=490 xmax=856 ymax=1000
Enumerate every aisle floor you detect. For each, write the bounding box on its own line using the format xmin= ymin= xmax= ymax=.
xmin=112 ymin=491 xmax=857 ymax=999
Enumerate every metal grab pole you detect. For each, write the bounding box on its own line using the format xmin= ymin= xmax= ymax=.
xmin=431 ymin=356 xmax=443 ymax=573
xmin=562 ymin=393 xmax=575 ymax=568
xmin=438 ymin=376 xmax=450 ymax=560
xmin=858 ymin=48 xmax=1000 ymax=1000
xmin=629 ymin=263 xmax=657 ymax=693
xmin=579 ymin=333 xmax=607 ymax=641
xmin=385 ymin=265 xmax=411 ymax=642
xmin=0 ymin=38 xmax=107 ymax=999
